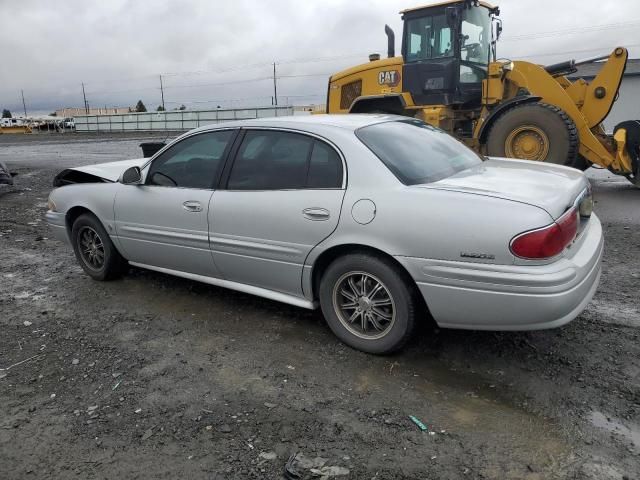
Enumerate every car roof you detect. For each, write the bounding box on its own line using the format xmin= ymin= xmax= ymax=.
xmin=192 ymin=113 xmax=404 ymax=134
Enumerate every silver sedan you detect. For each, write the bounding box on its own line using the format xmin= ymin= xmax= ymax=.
xmin=46 ymin=115 xmax=603 ymax=354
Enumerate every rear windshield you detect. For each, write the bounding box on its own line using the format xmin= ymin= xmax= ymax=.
xmin=356 ymin=119 xmax=482 ymax=185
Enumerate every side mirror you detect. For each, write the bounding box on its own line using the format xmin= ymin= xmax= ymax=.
xmin=496 ymin=19 xmax=503 ymax=41
xmin=121 ymin=166 xmax=142 ymax=185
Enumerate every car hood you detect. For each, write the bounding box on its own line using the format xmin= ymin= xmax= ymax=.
xmin=71 ymin=158 xmax=147 ymax=182
xmin=417 ymin=157 xmax=589 ymax=219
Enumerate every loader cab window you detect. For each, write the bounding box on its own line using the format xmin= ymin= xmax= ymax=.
xmin=459 ymin=6 xmax=491 ymax=83
xmin=405 ymin=14 xmax=452 ymax=62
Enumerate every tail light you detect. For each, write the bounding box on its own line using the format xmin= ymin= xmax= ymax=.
xmin=510 ymin=208 xmax=579 ymax=259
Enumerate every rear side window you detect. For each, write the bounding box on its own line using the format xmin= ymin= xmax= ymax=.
xmin=227 ymin=130 xmax=343 ymax=190
xmin=356 ymin=120 xmax=481 ymax=185
xmin=308 ymin=141 xmax=343 ymax=188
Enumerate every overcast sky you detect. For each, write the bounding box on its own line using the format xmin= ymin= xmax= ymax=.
xmin=1 ymin=0 xmax=638 ymax=114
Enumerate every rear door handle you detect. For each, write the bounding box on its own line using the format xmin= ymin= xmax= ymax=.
xmin=302 ymin=207 xmax=330 ymax=221
xmin=182 ymin=200 xmax=203 ymax=212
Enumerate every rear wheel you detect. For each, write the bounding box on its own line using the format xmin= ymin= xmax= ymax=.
xmin=71 ymin=213 xmax=127 ymax=281
xmin=486 ymin=102 xmax=579 ymax=167
xmin=319 ymin=253 xmax=417 ymax=354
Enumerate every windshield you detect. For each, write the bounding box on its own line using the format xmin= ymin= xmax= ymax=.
xmin=356 ymin=120 xmax=482 ymax=185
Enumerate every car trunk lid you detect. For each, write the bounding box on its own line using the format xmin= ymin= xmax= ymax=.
xmin=418 ymin=157 xmax=590 ymax=220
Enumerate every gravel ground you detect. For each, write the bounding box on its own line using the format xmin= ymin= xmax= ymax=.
xmin=1 ymin=133 xmax=639 ymax=479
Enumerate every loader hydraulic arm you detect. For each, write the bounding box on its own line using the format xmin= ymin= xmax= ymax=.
xmin=580 ymin=48 xmax=627 ymax=128
xmin=502 ymin=48 xmax=632 ymax=174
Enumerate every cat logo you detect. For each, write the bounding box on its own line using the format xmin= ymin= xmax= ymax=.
xmin=378 ymin=70 xmax=400 ymax=86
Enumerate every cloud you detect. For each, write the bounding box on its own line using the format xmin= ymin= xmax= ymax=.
xmin=0 ymin=0 xmax=637 ymax=113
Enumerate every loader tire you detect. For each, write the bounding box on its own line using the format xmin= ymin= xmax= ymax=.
xmin=486 ymin=102 xmax=579 ymax=167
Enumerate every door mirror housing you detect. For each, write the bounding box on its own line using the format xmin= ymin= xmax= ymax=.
xmin=495 ymin=18 xmax=503 ymax=41
xmin=121 ymin=166 xmax=142 ymax=185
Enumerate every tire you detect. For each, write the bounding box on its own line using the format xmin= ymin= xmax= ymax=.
xmin=319 ymin=253 xmax=417 ymax=354
xmin=486 ymin=102 xmax=579 ymax=166
xmin=614 ymin=120 xmax=640 ymax=186
xmin=71 ymin=213 xmax=127 ymax=281
xmin=572 ymin=154 xmax=591 ymax=172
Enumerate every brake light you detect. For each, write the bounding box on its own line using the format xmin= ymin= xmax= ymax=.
xmin=510 ymin=208 xmax=578 ymax=259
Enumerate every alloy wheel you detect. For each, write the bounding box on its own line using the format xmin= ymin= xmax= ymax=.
xmin=77 ymin=226 xmax=105 ymax=271
xmin=332 ymin=271 xmax=396 ymax=340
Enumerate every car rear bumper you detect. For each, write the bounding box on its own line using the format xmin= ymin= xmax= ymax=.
xmin=45 ymin=210 xmax=70 ymax=245
xmin=396 ymin=214 xmax=604 ymax=331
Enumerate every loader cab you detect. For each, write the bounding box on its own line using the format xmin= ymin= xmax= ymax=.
xmin=401 ymin=0 xmax=499 ymax=107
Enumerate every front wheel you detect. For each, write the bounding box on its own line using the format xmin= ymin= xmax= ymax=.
xmin=486 ymin=102 xmax=579 ymax=167
xmin=319 ymin=253 xmax=417 ymax=354
xmin=71 ymin=213 xmax=127 ymax=281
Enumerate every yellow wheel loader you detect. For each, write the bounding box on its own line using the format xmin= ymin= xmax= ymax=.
xmin=326 ymin=0 xmax=640 ymax=185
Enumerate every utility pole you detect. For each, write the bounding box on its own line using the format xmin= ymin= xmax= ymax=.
xmin=159 ymin=74 xmax=165 ymax=110
xmin=82 ymin=83 xmax=89 ymax=114
xmin=21 ymin=90 xmax=27 ymax=118
xmin=272 ymin=62 xmax=278 ymax=106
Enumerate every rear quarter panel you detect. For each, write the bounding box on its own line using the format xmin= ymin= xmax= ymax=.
xmin=304 ymin=129 xmax=557 ymax=269
xmin=315 ymin=185 xmax=555 ymax=266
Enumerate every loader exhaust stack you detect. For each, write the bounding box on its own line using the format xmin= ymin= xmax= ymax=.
xmin=384 ymin=25 xmax=395 ymax=58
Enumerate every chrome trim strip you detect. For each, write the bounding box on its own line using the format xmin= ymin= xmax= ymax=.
xmin=129 ymin=262 xmax=318 ymax=310
xmin=120 ymin=225 xmax=209 ymax=243
xmin=210 ymin=235 xmax=304 ymax=256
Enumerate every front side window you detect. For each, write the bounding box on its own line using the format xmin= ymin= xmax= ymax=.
xmin=146 ymin=130 xmax=234 ymax=189
xmin=460 ymin=7 xmax=491 ymax=83
xmin=356 ymin=120 xmax=481 ymax=185
xmin=227 ymin=130 xmax=343 ymax=190
xmin=405 ymin=14 xmax=452 ymax=62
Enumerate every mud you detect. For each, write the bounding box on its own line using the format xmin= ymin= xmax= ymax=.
xmin=1 ymin=134 xmax=639 ymax=479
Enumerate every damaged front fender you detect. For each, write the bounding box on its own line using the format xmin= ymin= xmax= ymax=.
xmin=52 ymin=158 xmax=147 ymax=187
xmin=53 ymin=169 xmax=113 ymax=187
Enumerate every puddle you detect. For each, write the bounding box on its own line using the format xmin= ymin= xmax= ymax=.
xmin=590 ymin=411 xmax=640 ymax=449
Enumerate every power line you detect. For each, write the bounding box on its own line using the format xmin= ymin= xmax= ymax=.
xmin=86 ymin=86 xmax=159 ymax=96
xmin=501 ymin=20 xmax=640 ymax=42
xmin=278 ymin=73 xmax=331 ymax=78
xmin=160 ymin=53 xmax=370 ymax=78
xmin=163 ymin=76 xmax=272 ymax=90
xmin=164 ymin=92 xmax=324 ymax=106
xmin=503 ymin=43 xmax=640 ymax=60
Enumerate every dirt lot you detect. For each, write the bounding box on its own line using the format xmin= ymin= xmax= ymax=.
xmin=1 ymin=133 xmax=639 ymax=479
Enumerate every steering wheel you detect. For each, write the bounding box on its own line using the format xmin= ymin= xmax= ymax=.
xmin=462 ymin=42 xmax=483 ymax=60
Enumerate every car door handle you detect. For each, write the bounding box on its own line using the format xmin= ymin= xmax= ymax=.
xmin=302 ymin=207 xmax=330 ymax=221
xmin=182 ymin=200 xmax=203 ymax=212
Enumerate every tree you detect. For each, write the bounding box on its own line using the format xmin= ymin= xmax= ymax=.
xmin=156 ymin=105 xmax=165 ymax=112
xmin=134 ymin=100 xmax=147 ymax=113
xmin=178 ymin=104 xmax=186 ymax=111
xmin=2 ymin=109 xmax=11 ymax=118
xmin=49 ymin=112 xmax=57 ymax=117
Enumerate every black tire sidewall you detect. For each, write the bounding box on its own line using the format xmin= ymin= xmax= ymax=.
xmin=486 ymin=104 xmax=575 ymax=165
xmin=71 ymin=213 xmax=122 ymax=281
xmin=319 ymin=254 xmax=415 ymax=354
